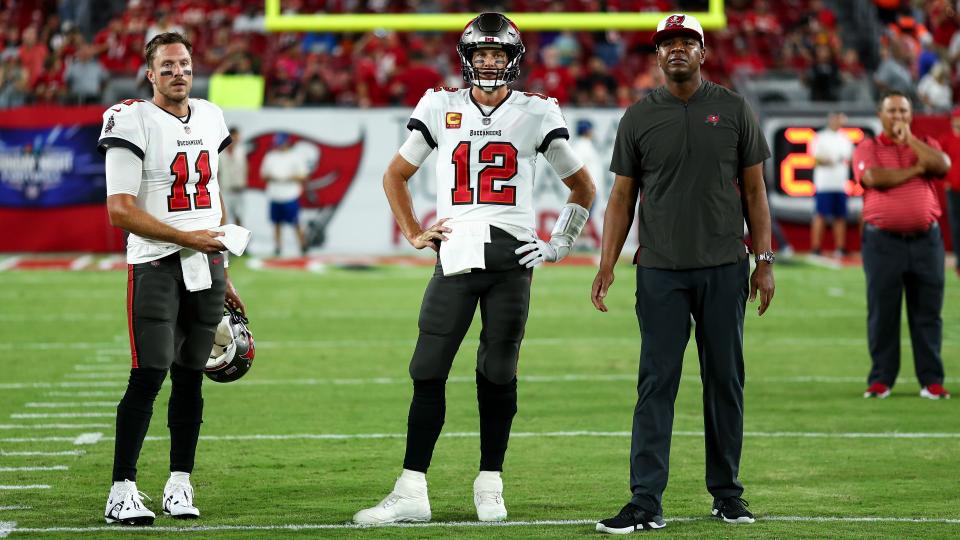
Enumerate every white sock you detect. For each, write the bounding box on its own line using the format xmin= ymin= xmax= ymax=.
xmin=476 ymin=470 xmax=501 ymax=483
xmin=400 ymin=469 xmax=426 ymax=484
xmin=170 ymin=471 xmax=190 ymax=482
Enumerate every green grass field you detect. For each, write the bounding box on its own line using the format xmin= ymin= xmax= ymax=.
xmin=1 ymin=258 xmax=959 ymax=538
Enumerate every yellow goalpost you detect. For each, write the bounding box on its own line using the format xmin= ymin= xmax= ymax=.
xmin=263 ymin=0 xmax=726 ymax=32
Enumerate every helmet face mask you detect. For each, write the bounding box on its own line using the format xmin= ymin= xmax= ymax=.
xmin=458 ymin=12 xmax=525 ymax=92
xmin=206 ymin=305 xmax=255 ymax=383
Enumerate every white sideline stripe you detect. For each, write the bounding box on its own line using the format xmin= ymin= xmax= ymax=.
xmin=0 ymin=424 xmax=110 ymax=430
xmin=1 ymin=451 xmax=83 ymax=456
xmin=0 ymin=466 xmax=67 ymax=472
xmin=4 ymin=429 xmax=958 ymax=445
xmin=0 ymin=485 xmax=49 ymax=490
xmin=11 ymin=413 xmax=113 ymax=419
xmin=24 ymin=402 xmax=115 ymax=408
xmin=7 ymin=515 xmax=960 ymax=533
xmin=0 ymin=521 xmax=14 ymax=538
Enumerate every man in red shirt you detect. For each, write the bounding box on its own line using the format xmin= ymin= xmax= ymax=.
xmin=853 ymin=91 xmax=951 ymax=400
xmin=939 ymin=107 xmax=960 ymax=276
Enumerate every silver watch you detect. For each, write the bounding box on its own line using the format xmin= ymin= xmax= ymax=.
xmin=754 ymin=251 xmax=775 ymax=265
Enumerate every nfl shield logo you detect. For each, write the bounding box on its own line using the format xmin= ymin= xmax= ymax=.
xmin=482 ymin=118 xmax=491 ymax=125
xmin=184 ymin=125 xmax=191 ymax=134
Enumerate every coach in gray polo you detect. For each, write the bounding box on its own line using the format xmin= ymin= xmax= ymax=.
xmin=592 ymin=13 xmax=775 ymax=533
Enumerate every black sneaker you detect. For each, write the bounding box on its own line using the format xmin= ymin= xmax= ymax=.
xmin=711 ymin=497 xmax=755 ymax=524
xmin=596 ymin=503 xmax=665 ymax=534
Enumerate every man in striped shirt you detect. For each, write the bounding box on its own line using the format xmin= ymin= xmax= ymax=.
xmin=853 ymin=91 xmax=951 ymax=400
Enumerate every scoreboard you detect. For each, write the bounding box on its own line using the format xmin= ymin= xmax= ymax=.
xmin=763 ymin=116 xmax=882 ymax=223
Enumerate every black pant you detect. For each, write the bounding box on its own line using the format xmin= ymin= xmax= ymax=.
xmin=113 ymin=252 xmax=226 ymax=481
xmin=862 ymin=223 xmax=945 ymax=387
xmin=629 ymin=260 xmax=749 ymax=514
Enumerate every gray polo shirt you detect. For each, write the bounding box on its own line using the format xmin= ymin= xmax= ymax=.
xmin=610 ymin=80 xmax=770 ymax=270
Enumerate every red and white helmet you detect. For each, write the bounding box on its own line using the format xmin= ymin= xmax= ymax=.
xmin=206 ymin=305 xmax=255 ymax=383
xmin=458 ymin=12 xmax=525 ymax=92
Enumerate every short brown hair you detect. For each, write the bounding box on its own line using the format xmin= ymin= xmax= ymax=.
xmin=144 ymin=32 xmax=193 ymax=69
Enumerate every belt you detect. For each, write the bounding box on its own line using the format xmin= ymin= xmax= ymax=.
xmin=865 ymin=221 xmax=937 ymax=240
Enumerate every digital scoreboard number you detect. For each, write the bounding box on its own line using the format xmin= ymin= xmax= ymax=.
xmin=764 ymin=117 xmax=881 ymax=222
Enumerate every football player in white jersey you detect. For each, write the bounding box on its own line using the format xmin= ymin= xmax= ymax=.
xmin=97 ymin=32 xmax=245 ymax=526
xmin=354 ymin=13 xmax=595 ymax=525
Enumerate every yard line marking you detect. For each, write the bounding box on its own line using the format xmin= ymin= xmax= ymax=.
xmin=6 ymin=515 xmax=960 ymax=533
xmin=63 ymin=373 xmax=128 ymax=380
xmin=1 ymin=451 xmax=84 ymax=457
xmin=72 ymin=433 xmax=103 ymax=445
xmin=0 ymin=382 xmax=124 ymax=390
xmin=45 ymin=392 xmax=120 ymax=398
xmin=11 ymin=413 xmax=113 ymax=419
xmin=0 ymin=424 xmax=110 ymax=430
xmin=0 ymin=466 xmax=68 ymax=472
xmin=73 ymin=365 xmax=128 ymax=371
xmin=0 ymin=507 xmax=29 ymax=510
xmin=0 ymin=485 xmax=50 ymax=490
xmin=0 ymin=437 xmax=77 ymax=443
xmin=0 ymin=521 xmax=14 ymax=538
xmin=24 ymin=402 xmax=116 ymax=408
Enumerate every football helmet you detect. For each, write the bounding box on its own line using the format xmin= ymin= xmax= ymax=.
xmin=458 ymin=12 xmax=525 ymax=92
xmin=205 ymin=305 xmax=255 ymax=383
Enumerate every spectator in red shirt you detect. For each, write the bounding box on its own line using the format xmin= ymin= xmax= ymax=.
xmin=939 ymin=107 xmax=960 ymax=275
xmin=389 ymin=49 xmax=442 ymax=107
xmin=853 ymin=91 xmax=952 ymax=400
xmin=525 ymin=46 xmax=573 ymax=103
xmin=18 ymin=25 xmax=47 ymax=88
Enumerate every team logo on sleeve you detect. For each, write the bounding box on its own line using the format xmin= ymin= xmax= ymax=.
xmin=104 ymin=115 xmax=115 ymax=133
xmin=445 ymin=112 xmax=462 ymax=129
xmin=705 ymin=114 xmax=720 ymax=126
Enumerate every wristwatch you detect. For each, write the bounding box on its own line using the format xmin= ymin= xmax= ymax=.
xmin=754 ymin=251 xmax=776 ymax=265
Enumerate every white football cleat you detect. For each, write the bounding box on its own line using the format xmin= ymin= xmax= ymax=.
xmin=474 ymin=471 xmax=507 ymax=522
xmin=353 ymin=471 xmax=431 ymax=524
xmin=104 ymin=480 xmax=155 ymax=525
xmin=163 ymin=473 xmax=200 ymax=519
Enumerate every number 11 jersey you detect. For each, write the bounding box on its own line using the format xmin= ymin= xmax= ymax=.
xmin=408 ymin=87 xmax=569 ymax=238
xmin=98 ymin=98 xmax=232 ymax=263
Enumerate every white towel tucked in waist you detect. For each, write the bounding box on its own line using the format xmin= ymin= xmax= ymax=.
xmin=180 ymin=249 xmax=212 ymax=291
xmin=439 ymin=221 xmax=491 ymax=276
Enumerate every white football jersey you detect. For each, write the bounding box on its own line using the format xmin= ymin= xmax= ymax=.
xmin=98 ymin=98 xmax=231 ymax=263
xmin=408 ymin=87 xmax=569 ymax=237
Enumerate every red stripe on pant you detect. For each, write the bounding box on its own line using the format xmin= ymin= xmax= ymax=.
xmin=126 ymin=264 xmax=138 ymax=368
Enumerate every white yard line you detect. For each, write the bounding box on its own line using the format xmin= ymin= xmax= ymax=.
xmin=0 ymin=466 xmax=67 ymax=472
xmin=0 ymin=424 xmax=110 ymax=430
xmin=6 ymin=515 xmax=960 ymax=534
xmin=24 ymin=402 xmax=116 ymax=408
xmin=0 ymin=451 xmax=83 ymax=457
xmin=0 ymin=507 xmax=29 ymax=510
xmin=63 ymin=373 xmax=129 ymax=380
xmin=73 ymin=365 xmax=128 ymax=371
xmin=0 ymin=521 xmax=14 ymax=538
xmin=45 ymin=392 xmax=120 ymax=397
xmin=72 ymin=433 xmax=103 ymax=445
xmin=0 ymin=382 xmax=124 ymax=390
xmin=11 ymin=413 xmax=113 ymax=419
xmin=0 ymin=485 xmax=50 ymax=490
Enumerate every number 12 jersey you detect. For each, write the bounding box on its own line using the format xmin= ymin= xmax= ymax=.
xmin=408 ymin=87 xmax=569 ymax=237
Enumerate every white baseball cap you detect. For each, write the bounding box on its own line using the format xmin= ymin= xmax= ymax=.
xmin=652 ymin=13 xmax=705 ymax=47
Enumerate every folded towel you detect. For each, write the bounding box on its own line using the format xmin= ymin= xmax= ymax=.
xmin=439 ymin=220 xmax=491 ymax=276
xmin=180 ymin=249 xmax=212 ymax=292
xmin=209 ymin=224 xmax=251 ymax=256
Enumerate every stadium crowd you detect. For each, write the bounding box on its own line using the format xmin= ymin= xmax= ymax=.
xmin=0 ymin=0 xmax=955 ymax=110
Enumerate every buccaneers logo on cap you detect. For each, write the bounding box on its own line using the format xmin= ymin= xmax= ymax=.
xmin=665 ymin=14 xmax=686 ymax=28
